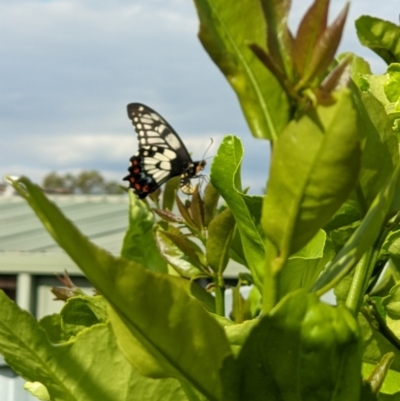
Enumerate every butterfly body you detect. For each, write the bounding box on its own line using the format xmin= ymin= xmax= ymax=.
xmin=124 ymin=103 xmax=206 ymax=199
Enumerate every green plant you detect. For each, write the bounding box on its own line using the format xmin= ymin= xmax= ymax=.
xmin=3 ymin=0 xmax=400 ymax=400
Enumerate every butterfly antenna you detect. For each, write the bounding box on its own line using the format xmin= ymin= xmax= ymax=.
xmin=202 ymin=138 xmax=214 ymax=161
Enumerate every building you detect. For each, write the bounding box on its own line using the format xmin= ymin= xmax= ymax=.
xmin=0 ymin=192 xmax=247 ymax=400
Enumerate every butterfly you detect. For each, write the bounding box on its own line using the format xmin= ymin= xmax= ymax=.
xmin=123 ymin=103 xmax=206 ymax=199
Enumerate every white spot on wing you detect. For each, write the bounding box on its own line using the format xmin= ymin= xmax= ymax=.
xmin=154 ymin=153 xmax=169 ymax=162
xmin=140 ymin=138 xmax=146 ymax=145
xmin=138 ymin=106 xmax=144 ymax=111
xmin=148 ymin=138 xmax=163 ymax=144
xmin=163 ymin=149 xmax=177 ymax=160
xmin=150 ymin=113 xmax=161 ymax=121
xmin=160 ymin=161 xmax=171 ymax=170
xmin=144 ymin=158 xmax=158 ymax=165
xmin=140 ymin=117 xmax=153 ymax=124
xmin=165 ymin=133 xmax=181 ymax=149
xmin=153 ymin=170 xmax=168 ymax=181
xmin=136 ymin=123 xmax=142 ymax=129
xmin=157 ymin=124 xmax=167 ymax=134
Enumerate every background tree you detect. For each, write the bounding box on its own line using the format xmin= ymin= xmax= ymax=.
xmin=42 ymin=170 xmax=124 ymax=194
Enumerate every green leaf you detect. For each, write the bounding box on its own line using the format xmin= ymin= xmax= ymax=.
xmin=203 ymin=182 xmax=220 ymax=227
xmin=263 ymin=89 xmax=361 ymax=265
xmin=382 ymin=284 xmax=400 ymax=320
xmin=24 ymin=382 xmax=50 ymax=401
xmin=223 ymin=319 xmax=259 ymax=357
xmin=324 ymin=197 xmax=361 ymax=232
xmin=338 ymin=52 xmax=372 ymax=89
xmin=355 ymin=91 xmax=399 ymax=209
xmin=121 ymin=191 xmax=167 ymax=273
xmin=329 ymin=220 xmax=360 ymax=253
xmin=39 ymin=314 xmax=68 ymax=344
xmin=193 ymin=0 xmax=289 ymax=140
xmin=176 ymin=195 xmax=197 ymax=229
xmin=0 ymin=290 xmax=189 ymax=401
xmin=384 ymin=63 xmax=400 ymax=102
xmin=356 ymin=16 xmax=400 ymax=65
xmin=242 ymin=286 xmax=262 ymax=320
xmin=222 ymin=290 xmax=362 ymax=401
xmin=189 ymin=186 xmax=205 ymax=231
xmin=229 ymin=226 xmax=247 ymax=267
xmin=155 ymin=229 xmax=207 ymax=279
xmin=277 ymin=230 xmax=335 ymax=300
xmin=8 ymin=177 xmax=231 ymax=401
xmin=61 ymin=295 xmax=107 ymax=337
xmin=206 ymin=207 xmax=235 ymax=274
xmin=359 ymin=313 xmax=400 ymax=373
xmin=356 ymin=73 xmax=388 ymax=107
xmin=153 ymin=208 xmax=185 ymax=224
xmin=312 ymin=163 xmax=400 ymax=294
xmin=382 ymin=230 xmax=400 ymax=257
xmin=210 ymin=136 xmax=265 ymax=289
xmin=162 ymin=176 xmax=179 ymax=211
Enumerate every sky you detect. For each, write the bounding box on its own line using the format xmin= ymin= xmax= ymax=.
xmin=0 ymin=0 xmax=397 ymax=194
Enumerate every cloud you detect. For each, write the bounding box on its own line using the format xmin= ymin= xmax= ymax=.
xmin=0 ymin=0 xmax=397 ymax=194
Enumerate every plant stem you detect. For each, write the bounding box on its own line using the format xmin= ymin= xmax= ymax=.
xmin=346 ymin=222 xmax=393 ymax=315
xmin=262 ymin=239 xmax=278 ymax=315
xmin=345 ymin=249 xmax=372 ymax=314
xmin=214 ymin=275 xmax=225 ymax=317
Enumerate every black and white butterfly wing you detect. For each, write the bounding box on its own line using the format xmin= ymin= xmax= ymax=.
xmin=123 ymin=103 xmax=197 ymax=199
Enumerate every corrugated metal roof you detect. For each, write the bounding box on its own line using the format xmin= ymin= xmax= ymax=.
xmin=0 ymin=194 xmax=247 ymax=277
xmin=0 ymin=195 xmax=129 ymax=273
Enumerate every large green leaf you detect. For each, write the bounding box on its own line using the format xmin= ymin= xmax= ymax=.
xmin=206 ymin=207 xmax=236 ymax=275
xmin=312 ymin=163 xmax=400 ymax=294
xmin=262 ymin=89 xmax=361 ymax=267
xmin=0 ymin=291 xmax=189 ymax=401
xmin=221 ymin=290 xmax=362 ymax=401
xmin=210 ymin=136 xmax=265 ymax=289
xmin=356 ymin=16 xmax=400 ymax=65
xmin=354 ymin=91 xmax=399 ymax=209
xmin=121 ymin=191 xmax=167 ymax=272
xmin=359 ymin=313 xmax=400 ymax=373
xmin=277 ymin=230 xmax=335 ymax=300
xmin=193 ymin=0 xmax=289 ymax=140
xmin=9 ymin=177 xmax=231 ymax=401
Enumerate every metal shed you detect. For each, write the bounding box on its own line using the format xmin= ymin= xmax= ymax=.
xmin=0 ymin=194 xmax=130 ymax=400
xmin=0 ymin=193 xmax=248 ymax=400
